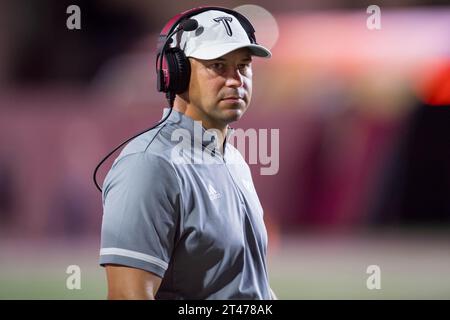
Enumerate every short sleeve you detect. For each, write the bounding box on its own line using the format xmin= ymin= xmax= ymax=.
xmin=99 ymin=152 xmax=181 ymax=278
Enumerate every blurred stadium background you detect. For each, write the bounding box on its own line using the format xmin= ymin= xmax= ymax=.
xmin=0 ymin=0 xmax=449 ymax=299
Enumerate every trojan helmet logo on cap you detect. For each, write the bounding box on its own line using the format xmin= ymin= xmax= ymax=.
xmin=213 ymin=16 xmax=234 ymax=36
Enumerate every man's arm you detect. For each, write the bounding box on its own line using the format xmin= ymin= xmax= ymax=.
xmin=105 ymin=264 xmax=162 ymax=300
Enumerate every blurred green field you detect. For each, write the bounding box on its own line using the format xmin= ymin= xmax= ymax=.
xmin=1 ymin=230 xmax=450 ymax=299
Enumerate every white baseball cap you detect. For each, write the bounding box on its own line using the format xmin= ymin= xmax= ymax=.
xmin=172 ymin=10 xmax=272 ymax=60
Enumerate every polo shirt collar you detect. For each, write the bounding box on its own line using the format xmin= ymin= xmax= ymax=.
xmin=162 ymin=108 xmax=234 ymax=155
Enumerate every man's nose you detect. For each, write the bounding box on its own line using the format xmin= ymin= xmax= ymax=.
xmin=225 ymin=67 xmax=244 ymax=88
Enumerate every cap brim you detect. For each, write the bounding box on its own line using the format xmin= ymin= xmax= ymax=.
xmin=187 ymin=42 xmax=272 ymax=60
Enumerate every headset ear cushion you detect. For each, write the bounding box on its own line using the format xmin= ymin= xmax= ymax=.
xmin=163 ymin=48 xmax=190 ymax=94
xmin=170 ymin=47 xmax=190 ymax=94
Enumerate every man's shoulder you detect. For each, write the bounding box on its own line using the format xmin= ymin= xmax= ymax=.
xmin=102 ymin=128 xmax=180 ymax=199
xmin=112 ymin=124 xmax=179 ymax=168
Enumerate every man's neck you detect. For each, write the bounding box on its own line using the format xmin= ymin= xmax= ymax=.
xmin=173 ymin=98 xmax=228 ymax=153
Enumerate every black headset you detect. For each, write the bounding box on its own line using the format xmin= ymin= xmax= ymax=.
xmin=93 ymin=7 xmax=258 ymax=192
xmin=156 ymin=6 xmax=259 ymax=104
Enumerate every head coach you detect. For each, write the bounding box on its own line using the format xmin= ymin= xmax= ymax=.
xmin=98 ymin=6 xmax=276 ymax=300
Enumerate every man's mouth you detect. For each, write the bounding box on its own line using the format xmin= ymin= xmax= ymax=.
xmin=221 ymin=96 xmax=243 ymax=101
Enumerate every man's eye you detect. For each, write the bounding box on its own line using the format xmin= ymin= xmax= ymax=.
xmin=211 ymin=63 xmax=224 ymax=70
xmin=238 ymin=64 xmax=250 ymax=70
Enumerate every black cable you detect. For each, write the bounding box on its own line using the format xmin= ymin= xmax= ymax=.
xmin=92 ymin=104 xmax=173 ymax=193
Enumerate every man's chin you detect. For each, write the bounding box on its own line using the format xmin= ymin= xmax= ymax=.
xmin=220 ymin=99 xmax=247 ymax=114
xmin=220 ymin=108 xmax=245 ymax=123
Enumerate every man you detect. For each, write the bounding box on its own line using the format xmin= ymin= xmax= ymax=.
xmin=99 ymin=7 xmax=276 ymax=299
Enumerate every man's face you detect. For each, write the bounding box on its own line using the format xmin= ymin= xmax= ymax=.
xmin=186 ymin=48 xmax=253 ymax=128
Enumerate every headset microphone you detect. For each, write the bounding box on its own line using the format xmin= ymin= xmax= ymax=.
xmin=179 ymin=19 xmax=199 ymax=32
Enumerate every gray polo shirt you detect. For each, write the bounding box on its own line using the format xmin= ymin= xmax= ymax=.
xmin=99 ymin=108 xmax=271 ymax=300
